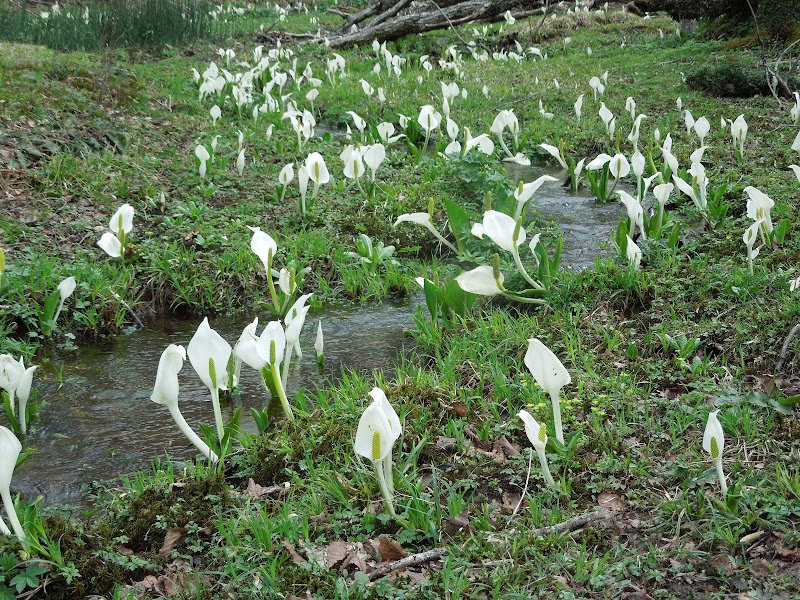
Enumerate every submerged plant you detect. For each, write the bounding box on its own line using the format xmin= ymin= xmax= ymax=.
xmin=524 ymin=338 xmax=571 ymax=444
xmin=151 ymin=344 xmax=218 ymax=462
xmin=354 ymin=388 xmax=401 ymax=516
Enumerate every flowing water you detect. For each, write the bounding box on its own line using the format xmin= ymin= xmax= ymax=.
xmin=12 ymin=164 xmax=623 ymax=508
xmin=504 ymin=163 xmax=624 ymax=270
xmin=13 ymin=301 xmax=416 ymax=507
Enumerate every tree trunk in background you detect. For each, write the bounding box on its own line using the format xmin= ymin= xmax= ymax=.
xmin=632 ymin=0 xmax=756 ymax=20
xmin=328 ymin=0 xmax=545 ymax=48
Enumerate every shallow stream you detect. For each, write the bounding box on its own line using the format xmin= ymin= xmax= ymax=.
xmin=11 ymin=165 xmax=623 ymax=508
xmin=14 ymin=302 xmax=415 ymax=507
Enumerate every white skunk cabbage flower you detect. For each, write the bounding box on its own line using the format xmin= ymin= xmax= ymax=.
xmin=518 ymin=410 xmax=557 ymax=489
xmin=524 ymin=339 xmax=571 ymax=444
xmin=702 ymin=410 xmax=728 ymax=495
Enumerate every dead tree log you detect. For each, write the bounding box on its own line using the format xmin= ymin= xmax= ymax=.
xmin=327 ymin=0 xmax=546 ymax=48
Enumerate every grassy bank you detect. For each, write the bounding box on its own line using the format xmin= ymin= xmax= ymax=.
xmin=1 ymin=2 xmax=799 ymax=598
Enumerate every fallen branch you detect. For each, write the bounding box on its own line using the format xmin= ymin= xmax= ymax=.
xmin=367 ymin=0 xmax=414 ymax=31
xmin=327 ymin=0 xmax=543 ymax=48
xmin=529 ymin=510 xmax=608 ymax=537
xmin=369 ymin=547 xmax=447 ymax=580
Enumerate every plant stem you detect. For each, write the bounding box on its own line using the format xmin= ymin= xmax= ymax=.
xmin=281 ymin=343 xmax=293 ymax=390
xmin=271 ymin=363 xmax=294 ymax=422
xmin=18 ymin=397 xmax=26 ymax=436
xmin=373 ymin=458 xmax=396 ymax=516
xmin=53 ymin=298 xmax=66 ymax=330
xmin=382 ymin=452 xmax=394 ymax=497
xmin=537 ymin=448 xmax=557 ymax=490
xmin=512 ymin=249 xmax=544 ymax=290
xmin=420 ymin=130 xmax=430 ymax=160
xmin=210 ymin=386 xmax=224 ymax=443
xmin=168 ymin=405 xmax=218 ymax=463
xmin=715 ymin=457 xmax=728 ymax=496
xmin=551 ymin=390 xmax=564 ymax=444
xmin=428 ymin=228 xmax=459 ymax=254
xmin=266 ymin=252 xmax=279 ymax=314
xmin=497 ymin=135 xmax=513 ymax=159
xmin=0 ymin=488 xmax=26 ymax=547
xmin=500 ymin=291 xmax=546 ymax=305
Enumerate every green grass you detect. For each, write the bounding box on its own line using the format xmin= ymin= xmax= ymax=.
xmin=1 ymin=3 xmax=799 ymax=598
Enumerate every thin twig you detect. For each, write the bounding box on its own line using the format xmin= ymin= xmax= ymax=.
xmin=110 ymin=288 xmax=144 ymax=330
xmin=745 ymin=0 xmax=791 ymax=101
xmin=776 ymin=323 xmax=800 ymax=376
xmin=369 ymin=547 xmax=447 ymax=580
xmin=429 ymin=0 xmax=471 ymax=48
xmin=510 ymin=447 xmax=534 ymax=519
xmin=528 ymin=0 xmax=550 ymax=42
xmin=326 ymin=8 xmax=350 ymax=19
xmin=529 ymin=510 xmax=607 ymax=538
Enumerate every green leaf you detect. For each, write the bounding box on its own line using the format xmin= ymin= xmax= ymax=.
xmin=667 ymin=223 xmax=681 ymax=249
xmin=422 ymin=278 xmax=444 ymax=322
xmin=778 ymin=395 xmax=800 ymax=405
xmin=443 ymin=198 xmax=471 ymax=255
xmin=774 ymin=219 xmax=791 ymax=245
xmin=443 ymin=278 xmax=476 ymax=318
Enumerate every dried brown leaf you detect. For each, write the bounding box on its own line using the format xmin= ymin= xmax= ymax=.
xmin=435 ymin=436 xmax=458 ymax=451
xmin=247 ymin=478 xmax=290 ymax=499
xmin=502 ymin=491 xmax=523 ymax=510
xmin=288 ymin=592 xmax=317 ymax=600
xmin=494 ymin=436 xmax=520 ymax=458
xmin=776 ymin=543 xmax=800 ymax=562
xmin=709 ymin=554 xmax=736 ymax=575
xmin=326 ymin=541 xmax=350 ymax=570
xmin=282 ymin=540 xmax=307 ymax=564
xmin=159 ymin=528 xmax=188 ymax=555
xmin=450 ymin=402 xmax=468 ymax=417
xmin=443 ymin=510 xmax=473 ymax=540
xmin=376 ymin=536 xmax=405 ymax=562
xmin=597 ymin=492 xmax=624 ymax=512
